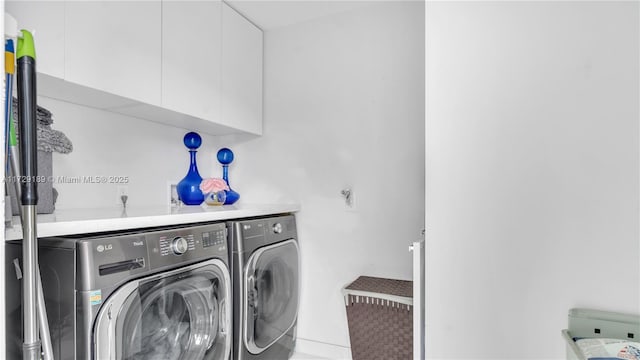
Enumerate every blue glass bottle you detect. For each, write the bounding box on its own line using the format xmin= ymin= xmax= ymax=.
xmin=217 ymin=148 xmax=240 ymax=205
xmin=177 ymin=132 xmax=204 ymax=205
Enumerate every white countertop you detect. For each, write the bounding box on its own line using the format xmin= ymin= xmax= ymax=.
xmin=4 ymin=203 xmax=300 ymax=241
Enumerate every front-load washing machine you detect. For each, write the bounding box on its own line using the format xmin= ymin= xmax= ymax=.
xmin=228 ymin=215 xmax=300 ymax=360
xmin=6 ymin=222 xmax=232 ymax=360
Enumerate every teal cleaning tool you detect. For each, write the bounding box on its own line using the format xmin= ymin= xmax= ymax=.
xmin=5 ymin=39 xmax=15 ymax=226
xmin=9 ymin=112 xmax=21 ymax=217
xmin=6 ymin=39 xmax=21 ymax=218
xmin=5 ymin=39 xmax=14 ymax=174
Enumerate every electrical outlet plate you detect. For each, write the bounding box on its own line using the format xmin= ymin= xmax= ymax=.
xmin=167 ymin=181 xmax=180 ymax=208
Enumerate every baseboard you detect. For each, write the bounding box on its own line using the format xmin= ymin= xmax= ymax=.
xmin=295 ymin=337 xmax=352 ymax=360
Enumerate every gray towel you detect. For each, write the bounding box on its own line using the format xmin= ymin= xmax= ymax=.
xmin=12 ymin=97 xmax=53 ymax=126
xmin=11 ymin=98 xmax=73 ymax=154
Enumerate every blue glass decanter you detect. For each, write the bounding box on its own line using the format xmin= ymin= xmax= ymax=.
xmin=177 ymin=132 xmax=204 ymax=205
xmin=217 ymin=148 xmax=240 ymax=205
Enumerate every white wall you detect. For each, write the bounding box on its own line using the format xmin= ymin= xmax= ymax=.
xmin=426 ymin=2 xmax=639 ymax=359
xmin=40 ymin=96 xmax=222 ymax=210
xmin=220 ymin=1 xmax=425 ymax=352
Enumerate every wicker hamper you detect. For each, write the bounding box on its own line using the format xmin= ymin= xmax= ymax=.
xmin=342 ymin=276 xmax=413 ymax=360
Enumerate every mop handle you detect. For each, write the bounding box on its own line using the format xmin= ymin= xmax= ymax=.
xmin=16 ymin=31 xmax=37 ymax=206
xmin=17 ymin=29 xmax=41 ymax=360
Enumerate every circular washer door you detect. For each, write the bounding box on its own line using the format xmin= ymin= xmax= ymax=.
xmin=94 ymin=259 xmax=231 ymax=360
xmin=244 ymin=239 xmax=299 ymax=354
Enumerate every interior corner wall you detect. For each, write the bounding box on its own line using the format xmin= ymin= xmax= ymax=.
xmin=219 ymin=1 xmax=425 ymax=350
xmin=426 ymin=2 xmax=639 ymax=359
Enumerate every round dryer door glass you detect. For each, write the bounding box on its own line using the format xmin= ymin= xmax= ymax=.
xmin=95 ymin=260 xmax=231 ymax=360
xmin=244 ymin=239 xmax=299 ymax=353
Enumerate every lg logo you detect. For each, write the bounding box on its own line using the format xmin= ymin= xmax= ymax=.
xmin=96 ymin=244 xmax=113 ymax=252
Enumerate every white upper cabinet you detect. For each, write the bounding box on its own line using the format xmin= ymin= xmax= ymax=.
xmin=222 ymin=3 xmax=263 ymax=135
xmin=162 ymin=0 xmax=222 ymax=123
xmin=5 ymin=1 xmax=262 ymax=136
xmin=6 ymin=1 xmax=66 ymax=79
xmin=64 ymin=1 xmax=162 ymax=106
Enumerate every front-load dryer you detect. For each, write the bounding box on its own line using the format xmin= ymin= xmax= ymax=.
xmin=6 ymin=222 xmax=232 ymax=360
xmin=228 ymin=215 xmax=300 ymax=360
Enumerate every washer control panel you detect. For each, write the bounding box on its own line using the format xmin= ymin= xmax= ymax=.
xmin=159 ymin=234 xmax=195 ymax=256
xmin=72 ymin=222 xmax=228 ymax=289
xmin=202 ymin=230 xmax=226 ymax=248
xmin=145 ymin=223 xmax=228 ymax=270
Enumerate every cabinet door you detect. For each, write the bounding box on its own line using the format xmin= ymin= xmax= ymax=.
xmin=222 ymin=3 xmax=263 ymax=135
xmin=6 ymin=1 xmax=65 ymax=79
xmin=64 ymin=1 xmax=161 ymax=105
xmin=162 ymin=0 xmax=222 ymax=123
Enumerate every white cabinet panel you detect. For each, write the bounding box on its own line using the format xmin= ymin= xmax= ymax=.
xmin=222 ymin=3 xmax=263 ymax=135
xmin=162 ymin=0 xmax=222 ymax=123
xmin=65 ymin=1 xmax=161 ymax=106
xmin=6 ymin=1 xmax=65 ymax=79
xmin=6 ymin=1 xmax=262 ymax=137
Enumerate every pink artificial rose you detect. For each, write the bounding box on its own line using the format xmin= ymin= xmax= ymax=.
xmin=200 ymin=178 xmax=230 ymax=193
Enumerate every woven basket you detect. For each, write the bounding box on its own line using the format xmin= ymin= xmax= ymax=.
xmin=343 ymin=276 xmax=413 ymax=360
